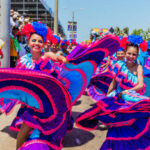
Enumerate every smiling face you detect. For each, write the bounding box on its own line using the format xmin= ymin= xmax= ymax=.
xmin=116 ymin=51 xmax=125 ymax=61
xmin=51 ymin=44 xmax=58 ymax=53
xmin=28 ymin=33 xmax=44 ymax=54
xmin=44 ymin=40 xmax=51 ymax=52
xmin=126 ymin=46 xmax=138 ymax=63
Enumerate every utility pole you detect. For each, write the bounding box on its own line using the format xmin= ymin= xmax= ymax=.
xmin=54 ymin=0 xmax=58 ymax=35
xmin=72 ymin=11 xmax=74 ymax=39
xmin=0 ymin=0 xmax=10 ymax=67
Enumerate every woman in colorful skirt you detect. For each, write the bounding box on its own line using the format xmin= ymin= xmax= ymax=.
xmin=76 ymin=35 xmax=150 ymax=150
xmin=13 ymin=22 xmax=69 ymax=149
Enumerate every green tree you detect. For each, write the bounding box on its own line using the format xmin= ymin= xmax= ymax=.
xmin=146 ymin=28 xmax=150 ymax=41
xmin=131 ymin=29 xmax=150 ymax=41
xmin=131 ymin=29 xmax=144 ymax=37
xmin=114 ymin=26 xmax=120 ymax=36
xmin=123 ymin=27 xmax=129 ymax=36
xmin=143 ymin=30 xmax=148 ymax=41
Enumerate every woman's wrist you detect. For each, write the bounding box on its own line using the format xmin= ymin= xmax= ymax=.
xmin=123 ymin=90 xmax=129 ymax=93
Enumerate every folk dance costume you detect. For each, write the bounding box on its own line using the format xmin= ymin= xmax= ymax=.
xmin=87 ymin=47 xmax=125 ymax=102
xmin=76 ymin=35 xmax=150 ymax=150
xmin=144 ymin=57 xmax=150 ymax=78
xmin=0 ymin=23 xmax=120 ymax=150
xmin=142 ymin=41 xmax=150 ymax=78
xmin=135 ymin=40 xmax=150 ymax=97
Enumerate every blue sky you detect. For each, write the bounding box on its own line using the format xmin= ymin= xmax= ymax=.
xmin=49 ymin=0 xmax=150 ymax=42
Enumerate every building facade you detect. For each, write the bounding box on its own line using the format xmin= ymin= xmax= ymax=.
xmin=11 ymin=0 xmax=65 ymax=37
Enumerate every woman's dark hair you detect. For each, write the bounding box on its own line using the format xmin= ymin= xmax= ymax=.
xmin=126 ymin=43 xmax=139 ymax=53
xmin=28 ymin=32 xmax=44 ymax=42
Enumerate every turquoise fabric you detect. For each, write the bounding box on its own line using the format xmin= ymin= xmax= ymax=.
xmin=1 ymin=90 xmax=40 ymax=109
xmin=138 ymin=49 xmax=149 ymax=67
xmin=108 ymin=61 xmax=148 ymax=101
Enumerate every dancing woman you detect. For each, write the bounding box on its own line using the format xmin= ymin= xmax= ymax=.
xmin=12 ymin=22 xmax=68 ymax=149
xmin=76 ymin=35 xmax=150 ymax=150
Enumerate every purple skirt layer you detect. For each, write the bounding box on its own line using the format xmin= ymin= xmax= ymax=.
xmin=101 ymin=118 xmax=150 ymax=150
xmin=18 ymin=140 xmax=58 ymax=150
xmin=87 ymin=72 xmax=113 ymax=102
xmin=76 ymin=93 xmax=150 ymax=149
xmin=0 ymin=68 xmax=72 ymax=136
xmin=0 ymin=99 xmax=18 ymax=115
xmin=18 ymin=111 xmax=72 ymax=150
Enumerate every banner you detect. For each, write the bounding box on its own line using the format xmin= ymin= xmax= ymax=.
xmin=68 ymin=21 xmax=77 ymax=31
xmin=68 ymin=22 xmax=72 ymax=31
xmin=73 ymin=24 xmax=77 ymax=31
xmin=69 ymin=32 xmax=77 ymax=39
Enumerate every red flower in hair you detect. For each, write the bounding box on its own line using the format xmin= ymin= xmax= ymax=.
xmin=52 ymin=37 xmax=58 ymax=45
xmin=72 ymin=39 xmax=76 ymax=45
xmin=140 ymin=40 xmax=148 ymax=52
xmin=66 ymin=40 xmax=70 ymax=45
xmin=22 ymin=24 xmax=35 ymax=40
xmin=120 ymin=37 xmax=130 ymax=49
xmin=46 ymin=28 xmax=53 ymax=44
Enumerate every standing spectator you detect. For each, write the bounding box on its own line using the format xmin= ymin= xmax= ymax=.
xmin=12 ymin=14 xmax=18 ymax=26
xmin=10 ymin=10 xmax=15 ymax=27
xmin=10 ymin=26 xmax=19 ymax=67
xmin=17 ymin=31 xmax=26 ymax=57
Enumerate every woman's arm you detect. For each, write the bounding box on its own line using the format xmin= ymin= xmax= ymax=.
xmin=120 ymin=65 xmax=144 ymax=96
xmin=101 ymin=56 xmax=110 ymax=70
xmin=43 ymin=51 xmax=68 ymax=63
xmin=127 ymin=65 xmax=144 ymax=91
xmin=107 ymin=78 xmax=117 ymax=95
xmin=119 ymin=65 xmax=144 ymax=99
xmin=56 ymin=51 xmax=64 ymax=56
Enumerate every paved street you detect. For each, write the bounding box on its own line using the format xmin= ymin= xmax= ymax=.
xmin=0 ymin=94 xmax=107 ymax=150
